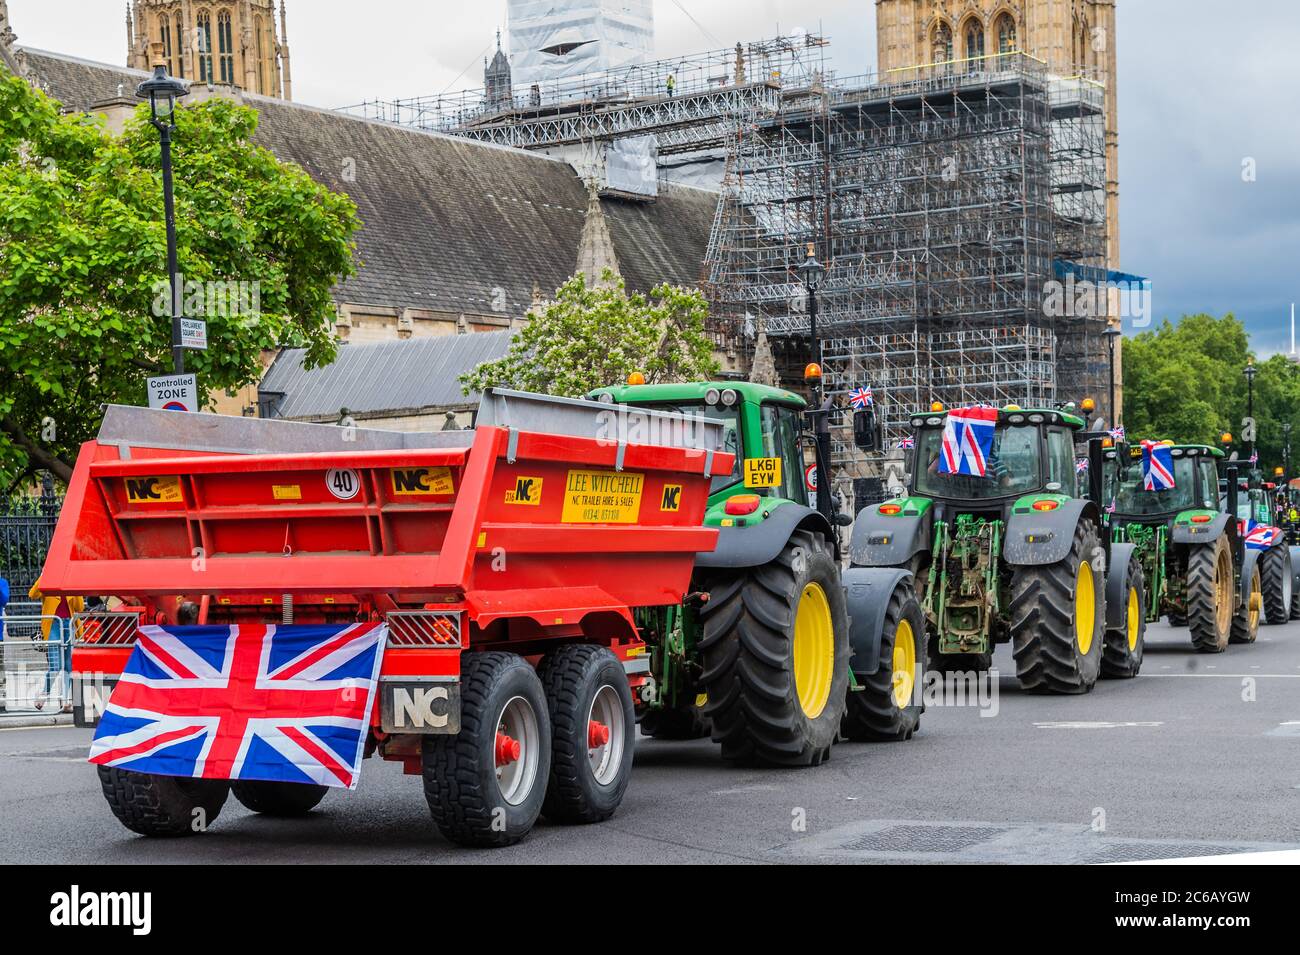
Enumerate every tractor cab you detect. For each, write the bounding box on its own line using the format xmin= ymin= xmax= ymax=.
xmin=1111 ymin=444 xmax=1224 ymax=525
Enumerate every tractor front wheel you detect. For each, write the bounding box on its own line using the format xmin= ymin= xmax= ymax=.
xmin=1101 ymin=558 xmax=1146 ymax=679
xmin=1230 ymin=563 xmax=1262 ymax=645
xmin=230 ymin=780 xmax=328 ymax=817
xmin=1260 ymin=544 xmax=1292 ymax=626
xmin=699 ymin=531 xmax=849 ymax=766
xmin=1009 ymin=520 xmax=1104 ymax=694
xmin=841 ymin=579 xmax=925 ymax=741
xmin=1187 ymin=537 xmax=1233 ymax=653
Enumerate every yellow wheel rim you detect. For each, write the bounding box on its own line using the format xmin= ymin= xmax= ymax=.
xmin=891 ymin=618 xmax=917 ymax=708
xmin=1215 ymin=546 xmax=1232 ymax=634
xmin=1075 ymin=560 xmax=1096 ymax=655
xmin=793 ymin=582 xmax=834 ymax=719
xmin=1248 ymin=569 xmax=1262 ymax=631
xmin=1126 ymin=586 xmax=1140 ymax=652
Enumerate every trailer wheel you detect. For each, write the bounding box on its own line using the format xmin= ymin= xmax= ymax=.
xmin=699 ymin=531 xmax=849 ymax=766
xmin=1101 ymin=558 xmax=1146 ymax=679
xmin=1009 ymin=519 xmax=1104 ymax=694
xmin=841 ymin=579 xmax=925 ymax=741
xmin=641 ymin=695 xmax=711 ymax=740
xmin=230 ymin=780 xmax=328 ymax=817
xmin=1187 ymin=537 xmax=1232 ymax=653
xmin=1230 ymin=563 xmax=1262 ymax=645
xmin=422 ymin=652 xmax=550 ymax=848
xmin=537 ymin=644 xmax=635 ymax=824
xmin=96 ymin=766 xmax=229 ymax=837
xmin=1260 ymin=544 xmax=1292 ymax=625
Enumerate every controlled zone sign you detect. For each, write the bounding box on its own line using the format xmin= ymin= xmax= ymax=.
xmin=147 ymin=374 xmax=197 ymax=412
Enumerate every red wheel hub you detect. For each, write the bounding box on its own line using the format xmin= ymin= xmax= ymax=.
xmin=495 ymin=732 xmax=521 ymax=767
xmin=587 ymin=720 xmax=610 ymax=749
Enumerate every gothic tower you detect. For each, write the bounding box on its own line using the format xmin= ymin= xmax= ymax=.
xmin=483 ymin=30 xmax=512 ymax=112
xmin=126 ymin=0 xmax=292 ymax=100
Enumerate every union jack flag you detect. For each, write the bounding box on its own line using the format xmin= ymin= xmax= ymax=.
xmin=1109 ymin=426 xmax=1126 ymax=442
xmin=898 ymin=436 xmax=915 ymax=450
xmin=939 ymin=406 xmax=998 ymax=477
xmin=1076 ymin=458 xmax=1089 ymax=474
xmin=89 ymin=623 xmax=387 ymax=789
xmin=849 ymin=386 xmax=874 ymax=409
xmin=1250 ymin=450 xmax=1259 ymax=465
xmin=1141 ymin=440 xmax=1176 ymax=491
xmin=1243 ymin=520 xmax=1282 ymax=551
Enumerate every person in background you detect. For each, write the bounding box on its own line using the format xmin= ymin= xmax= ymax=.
xmin=28 ymin=579 xmax=82 ymax=713
xmin=666 ymin=73 xmax=676 ymax=98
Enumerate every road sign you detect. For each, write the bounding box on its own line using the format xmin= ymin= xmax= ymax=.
xmin=147 ymin=374 xmax=197 ymax=412
xmin=180 ymin=317 xmax=208 ymax=350
xmin=805 ymin=464 xmax=818 ymax=491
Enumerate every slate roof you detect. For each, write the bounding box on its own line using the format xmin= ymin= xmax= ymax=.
xmin=17 ymin=48 xmax=718 ymax=317
xmin=259 ymin=331 xmax=513 ymax=420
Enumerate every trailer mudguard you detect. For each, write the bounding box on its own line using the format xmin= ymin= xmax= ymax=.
xmin=1240 ymin=547 xmax=1263 ymax=611
xmin=1003 ymin=498 xmax=1100 ymax=566
xmin=695 ymin=503 xmax=836 ymax=570
xmin=847 ymin=504 xmax=932 ymax=568
xmin=842 ymin=567 xmax=913 ymax=676
xmin=1104 ymin=543 xmax=1138 ymax=632
xmin=1171 ymin=511 xmax=1231 ymax=545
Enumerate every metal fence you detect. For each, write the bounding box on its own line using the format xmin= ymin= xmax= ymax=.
xmin=0 ymin=609 xmax=73 ymax=713
xmin=1 ymin=475 xmax=63 ymax=596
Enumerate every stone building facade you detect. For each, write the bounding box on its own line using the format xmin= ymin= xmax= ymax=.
xmin=126 ymin=0 xmax=292 ymax=100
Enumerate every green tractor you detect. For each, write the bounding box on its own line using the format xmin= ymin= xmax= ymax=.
xmin=1221 ymin=470 xmax=1299 ymax=629
xmin=589 ymin=381 xmax=925 ymax=765
xmin=1104 ymin=442 xmax=1260 ymax=652
xmin=850 ymin=403 xmax=1143 ymax=693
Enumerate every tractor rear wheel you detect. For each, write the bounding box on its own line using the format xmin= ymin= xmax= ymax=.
xmin=230 ymin=780 xmax=328 ymax=817
xmin=1187 ymin=537 xmax=1232 ymax=653
xmin=1101 ymin=558 xmax=1146 ymax=679
xmin=422 ymin=652 xmax=550 ymax=847
xmin=96 ymin=766 xmax=229 ymax=837
xmin=699 ymin=531 xmax=849 ymax=766
xmin=640 ymin=695 xmax=711 ymax=740
xmin=1009 ymin=519 xmax=1104 ymax=694
xmin=1230 ymin=563 xmax=1262 ymax=645
xmin=537 ymin=644 xmax=635 ymax=825
xmin=1260 ymin=544 xmax=1292 ymax=625
xmin=841 ymin=579 xmax=925 ymax=741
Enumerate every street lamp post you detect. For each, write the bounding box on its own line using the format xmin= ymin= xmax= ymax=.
xmin=797 ymin=244 xmax=831 ymax=517
xmin=1284 ymin=421 xmax=1292 ymax=483
xmin=1244 ymin=362 xmax=1258 ymax=465
xmin=137 ymin=65 xmax=190 ymax=375
xmin=1104 ymin=325 xmax=1122 ymax=429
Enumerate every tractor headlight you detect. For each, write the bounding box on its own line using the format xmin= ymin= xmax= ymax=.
xmin=705 ymin=388 xmax=721 ymax=406
xmin=721 ymin=388 xmax=738 ymax=407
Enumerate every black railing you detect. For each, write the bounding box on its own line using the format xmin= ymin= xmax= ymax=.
xmin=1 ymin=475 xmax=63 ymax=596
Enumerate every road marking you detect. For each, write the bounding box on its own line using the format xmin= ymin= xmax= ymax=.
xmin=1266 ymin=722 xmax=1300 ymax=738
xmin=1141 ymin=673 xmax=1300 ymax=678
xmin=1034 ymin=721 xmax=1163 ymax=729
xmin=0 ymin=724 xmax=79 ymax=733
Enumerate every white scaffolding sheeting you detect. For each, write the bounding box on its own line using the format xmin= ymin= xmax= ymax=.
xmin=604 ymin=135 xmax=658 ymax=197
xmin=508 ymin=0 xmax=654 ymax=87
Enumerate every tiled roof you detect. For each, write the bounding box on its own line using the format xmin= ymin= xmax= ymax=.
xmin=17 ymin=48 xmax=718 ymax=316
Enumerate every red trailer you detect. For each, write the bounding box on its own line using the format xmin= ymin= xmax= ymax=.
xmin=41 ymin=390 xmax=732 ymax=846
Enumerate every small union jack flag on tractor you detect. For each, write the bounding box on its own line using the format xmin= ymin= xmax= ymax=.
xmin=849 ymin=386 xmax=874 ymax=409
xmin=1140 ymin=440 xmax=1176 ymax=491
xmin=939 ymin=406 xmax=998 ymax=477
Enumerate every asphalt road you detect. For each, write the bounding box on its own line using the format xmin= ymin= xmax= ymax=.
xmin=3 ymin=619 xmax=1298 ymax=864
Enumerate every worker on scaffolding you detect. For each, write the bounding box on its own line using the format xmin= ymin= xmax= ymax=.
xmin=666 ymin=73 xmax=676 ymax=98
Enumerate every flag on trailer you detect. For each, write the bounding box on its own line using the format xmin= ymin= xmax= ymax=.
xmin=1243 ymin=520 xmax=1282 ymax=551
xmin=939 ymin=406 xmax=999 ymax=477
xmin=849 ymin=386 xmax=874 ymax=409
xmin=88 ymin=622 xmax=387 ymax=789
xmin=1140 ymin=440 xmax=1176 ymax=491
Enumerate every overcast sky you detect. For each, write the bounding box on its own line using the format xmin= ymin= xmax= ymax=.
xmin=9 ymin=1 xmax=1300 ymax=354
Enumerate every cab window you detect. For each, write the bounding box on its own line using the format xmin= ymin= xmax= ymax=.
xmin=759 ymin=404 xmax=807 ymax=504
xmin=1045 ymin=428 xmax=1076 ymax=495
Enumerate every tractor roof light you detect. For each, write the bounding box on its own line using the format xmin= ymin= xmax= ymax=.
xmin=1081 ymin=397 xmax=1097 ymax=413
xmin=721 ymin=388 xmax=738 ymax=407
xmin=724 ymin=494 xmax=762 ymax=516
xmin=1221 ymin=432 xmax=1233 ymax=445
xmin=930 ymin=401 xmax=945 ymax=413
xmin=1004 ymin=404 xmax=1022 ymax=411
xmin=626 ymin=372 xmax=646 ymax=386
xmin=705 ymin=387 xmax=721 ymax=406
xmin=803 ymin=363 xmax=823 ymax=383
xmin=1102 ymin=437 xmax=1114 ymax=448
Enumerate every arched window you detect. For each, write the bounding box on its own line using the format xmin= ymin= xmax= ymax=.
xmin=174 ymin=13 xmax=185 ymax=77
xmin=996 ymin=13 xmax=1017 ymax=55
xmin=160 ymin=17 xmax=172 ymax=69
xmin=218 ymin=9 xmax=235 ymax=85
xmin=932 ymin=22 xmax=954 ymax=69
xmin=255 ymin=15 xmax=266 ymax=94
xmin=964 ymin=20 xmax=986 ymax=71
xmin=197 ymin=11 xmax=213 ymax=83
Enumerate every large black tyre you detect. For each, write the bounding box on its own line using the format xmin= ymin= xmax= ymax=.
xmin=1230 ymin=563 xmax=1262 ymax=645
xmin=640 ymin=696 xmax=711 ymax=740
xmin=1101 ymin=557 xmax=1146 ymax=679
xmin=422 ymin=652 xmax=550 ymax=848
xmin=96 ymin=766 xmax=229 ymax=837
xmin=841 ymin=580 xmax=925 ymax=741
xmin=537 ymin=644 xmax=635 ymax=825
xmin=230 ymin=780 xmax=329 ymax=817
xmin=1009 ymin=519 xmax=1104 ymax=694
xmin=699 ymin=531 xmax=849 ymax=766
xmin=1187 ymin=537 xmax=1233 ymax=653
xmin=1260 ymin=544 xmax=1292 ymax=626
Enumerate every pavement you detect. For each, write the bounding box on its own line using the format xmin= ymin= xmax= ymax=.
xmin=2 ymin=619 xmax=1298 ymax=864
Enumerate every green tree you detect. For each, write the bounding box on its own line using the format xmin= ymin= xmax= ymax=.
xmin=0 ymin=73 xmax=358 ymax=487
xmin=461 ymin=270 xmax=719 ymax=398
xmin=1121 ymin=312 xmax=1300 ymax=474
